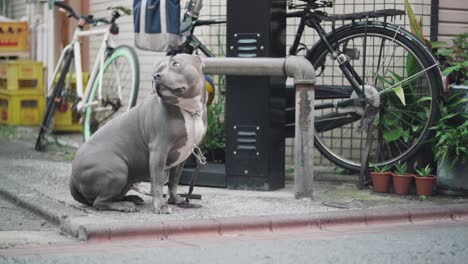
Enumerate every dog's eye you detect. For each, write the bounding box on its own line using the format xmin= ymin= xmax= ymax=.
xmin=172 ymin=61 xmax=180 ymax=67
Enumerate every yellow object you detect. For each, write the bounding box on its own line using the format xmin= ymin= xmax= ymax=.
xmin=53 ymin=73 xmax=90 ymax=132
xmin=205 ymin=75 xmax=215 ymax=106
xmin=0 ymin=22 xmax=29 ymax=54
xmin=0 ymin=60 xmax=44 ymax=95
xmin=0 ymin=90 xmax=44 ymax=126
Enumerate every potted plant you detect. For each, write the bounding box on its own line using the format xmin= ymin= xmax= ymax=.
xmin=431 ymin=93 xmax=468 ymax=195
xmin=431 ymin=33 xmax=468 ymax=195
xmin=392 ymin=161 xmax=413 ymax=195
xmin=370 ymin=165 xmax=392 ymax=193
xmin=414 ymin=165 xmax=436 ymax=196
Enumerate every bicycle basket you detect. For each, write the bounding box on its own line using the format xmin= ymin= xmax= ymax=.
xmin=133 ymin=0 xmax=181 ymax=52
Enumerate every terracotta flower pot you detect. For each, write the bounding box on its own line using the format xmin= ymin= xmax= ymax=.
xmin=371 ymin=172 xmax=392 ymax=193
xmin=392 ymin=173 xmax=413 ymax=195
xmin=414 ymin=175 xmax=436 ymax=196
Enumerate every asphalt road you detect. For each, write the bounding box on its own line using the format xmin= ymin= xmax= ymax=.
xmin=1 ymin=219 xmax=467 ymax=264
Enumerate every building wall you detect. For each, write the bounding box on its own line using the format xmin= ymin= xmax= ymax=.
xmin=7 ymin=0 xmax=27 ymax=19
xmin=438 ymin=0 xmax=468 ymax=43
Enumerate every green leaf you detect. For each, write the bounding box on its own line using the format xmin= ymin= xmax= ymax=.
xmin=448 ymin=98 xmax=468 ymax=108
xmin=392 ymin=84 xmax=406 ymax=106
xmin=384 ymin=127 xmax=403 ymax=142
xmin=416 ymin=96 xmax=432 ymax=103
xmin=402 ymin=129 xmax=410 ymax=143
xmin=387 ymin=71 xmax=406 ymax=105
xmin=431 ymin=41 xmax=448 ymax=49
xmin=374 ymin=73 xmax=393 ymax=86
xmin=443 ymin=65 xmax=462 ymax=76
xmin=406 ymin=53 xmax=420 ymax=76
xmin=389 ymin=71 xmax=403 ymax=82
xmin=404 ymin=0 xmax=427 ymax=43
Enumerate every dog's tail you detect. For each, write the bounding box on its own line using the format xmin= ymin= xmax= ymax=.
xmin=69 ymin=180 xmax=92 ymax=206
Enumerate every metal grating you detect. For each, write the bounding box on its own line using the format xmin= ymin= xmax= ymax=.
xmin=196 ymin=0 xmax=434 ymax=167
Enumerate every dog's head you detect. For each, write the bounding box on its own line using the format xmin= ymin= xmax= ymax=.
xmin=153 ymin=54 xmax=206 ymax=111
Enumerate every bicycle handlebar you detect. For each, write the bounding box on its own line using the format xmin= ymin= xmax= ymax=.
xmin=194 ymin=18 xmax=226 ymax=27
xmin=53 ymin=2 xmax=122 ymax=27
xmin=54 ymin=1 xmax=78 ymax=19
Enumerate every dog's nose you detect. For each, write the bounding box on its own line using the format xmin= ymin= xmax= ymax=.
xmin=154 ymin=73 xmax=162 ymax=80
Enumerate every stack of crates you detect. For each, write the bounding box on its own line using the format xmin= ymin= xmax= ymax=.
xmin=0 ymin=60 xmax=45 ymax=126
xmin=0 ymin=21 xmax=30 ymax=58
xmin=53 ymin=73 xmax=90 ymax=132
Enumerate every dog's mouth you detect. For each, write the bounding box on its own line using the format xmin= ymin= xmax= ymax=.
xmin=156 ymin=83 xmax=186 ymax=98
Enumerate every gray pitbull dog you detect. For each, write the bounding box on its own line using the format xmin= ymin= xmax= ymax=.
xmin=70 ymin=54 xmax=207 ymax=214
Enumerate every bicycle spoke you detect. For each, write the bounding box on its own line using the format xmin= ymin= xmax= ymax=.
xmin=375 ymin=63 xmax=438 ymax=97
xmin=373 ymin=38 xmax=386 ymax=87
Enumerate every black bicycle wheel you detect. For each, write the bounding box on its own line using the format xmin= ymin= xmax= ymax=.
xmin=35 ymin=51 xmax=74 ymax=151
xmin=306 ymin=21 xmax=441 ymax=172
xmin=83 ymin=45 xmax=140 ymax=140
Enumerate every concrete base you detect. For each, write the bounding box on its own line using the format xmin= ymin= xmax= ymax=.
xmin=437 ymin=160 xmax=468 ymax=196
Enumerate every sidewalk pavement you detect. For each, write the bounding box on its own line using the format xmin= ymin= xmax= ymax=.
xmin=1 ymin=135 xmax=468 ymax=242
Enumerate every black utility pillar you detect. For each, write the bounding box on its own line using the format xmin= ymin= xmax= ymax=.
xmin=225 ymin=0 xmax=287 ymax=190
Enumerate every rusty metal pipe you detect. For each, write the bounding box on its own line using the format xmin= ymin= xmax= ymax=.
xmin=201 ymin=56 xmax=316 ymax=199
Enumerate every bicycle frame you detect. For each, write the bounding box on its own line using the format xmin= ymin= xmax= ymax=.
xmin=287 ymin=10 xmax=365 ymax=99
xmin=47 ymin=23 xmax=115 ymax=113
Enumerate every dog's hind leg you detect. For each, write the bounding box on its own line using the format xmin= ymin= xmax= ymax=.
xmin=69 ymin=179 xmax=93 ymax=206
xmin=92 ymin=172 xmax=139 ymax=213
xmin=122 ymin=195 xmax=145 ymax=205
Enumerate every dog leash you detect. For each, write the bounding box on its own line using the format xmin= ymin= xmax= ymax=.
xmin=185 ymin=147 xmax=206 ymax=204
xmin=184 ymin=88 xmax=208 ymax=204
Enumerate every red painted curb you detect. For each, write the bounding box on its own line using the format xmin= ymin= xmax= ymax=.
xmin=318 ymin=210 xmax=367 ymax=228
xmin=163 ymin=219 xmax=220 ymax=237
xmin=449 ymin=204 xmax=468 ymax=220
xmin=78 ymin=222 xmax=166 ymax=241
xmin=408 ymin=206 xmax=453 ymax=223
xmin=269 ymin=214 xmax=319 ymax=231
xmin=75 ymin=204 xmax=468 ymax=241
xmin=214 ymin=216 xmax=272 ymax=235
xmin=365 ymin=207 xmax=410 ymax=225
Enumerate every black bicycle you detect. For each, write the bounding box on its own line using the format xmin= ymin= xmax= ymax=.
xmin=172 ymin=0 xmax=442 ymax=172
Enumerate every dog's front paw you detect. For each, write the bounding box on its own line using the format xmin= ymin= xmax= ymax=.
xmin=153 ymin=204 xmax=172 ymax=214
xmin=168 ymin=194 xmax=186 ymax=205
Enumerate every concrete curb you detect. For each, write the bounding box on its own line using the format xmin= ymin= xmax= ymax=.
xmin=2 ymin=173 xmax=468 ymax=242
xmin=75 ymin=204 xmax=468 ymax=242
xmin=0 ymin=179 xmax=87 ymax=226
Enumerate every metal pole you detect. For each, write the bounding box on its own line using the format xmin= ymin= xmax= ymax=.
xmin=293 ymin=84 xmax=315 ymax=199
xmin=285 ymin=57 xmax=316 ymax=199
xmin=202 ymin=57 xmax=285 ymax=77
xmin=201 ymin=56 xmax=315 ymax=198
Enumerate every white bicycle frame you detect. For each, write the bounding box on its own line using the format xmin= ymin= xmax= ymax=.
xmin=47 ymin=22 xmax=116 ymax=113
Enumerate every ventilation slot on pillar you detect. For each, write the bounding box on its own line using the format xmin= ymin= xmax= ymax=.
xmin=232 ymin=33 xmax=262 ymax=57
xmin=233 ymin=126 xmax=260 ymax=158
